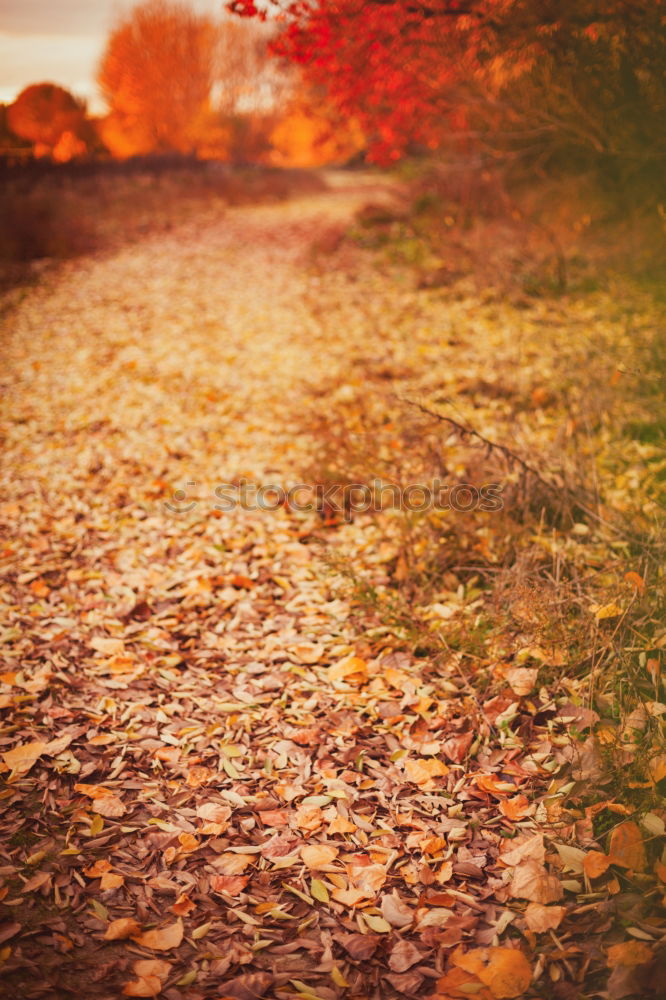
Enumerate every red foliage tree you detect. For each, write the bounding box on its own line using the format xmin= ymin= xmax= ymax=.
xmin=228 ymin=1 xmax=666 ymax=179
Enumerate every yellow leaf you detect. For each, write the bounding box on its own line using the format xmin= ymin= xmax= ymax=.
xmin=594 ymin=602 xmax=623 ymax=620
xmin=363 ymin=914 xmax=392 ymax=933
xmin=310 ymin=878 xmax=330 ymax=903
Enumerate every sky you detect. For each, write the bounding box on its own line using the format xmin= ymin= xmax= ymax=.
xmin=0 ymin=0 xmax=225 ymax=112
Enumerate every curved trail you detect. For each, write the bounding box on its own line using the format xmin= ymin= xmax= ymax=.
xmin=1 ymin=174 xmax=423 ymax=998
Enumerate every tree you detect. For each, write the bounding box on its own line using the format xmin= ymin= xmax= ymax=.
xmin=228 ymin=0 xmax=666 ymax=197
xmin=7 ymin=83 xmax=88 ymax=158
xmin=98 ymin=0 xmax=218 ymax=154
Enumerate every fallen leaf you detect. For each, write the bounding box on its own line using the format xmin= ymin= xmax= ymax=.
xmin=105 ymin=918 xmax=141 ymax=941
xmin=509 ymin=860 xmax=563 ymax=903
xmin=2 ymin=741 xmax=47 ymax=775
xmin=328 ymin=655 xmax=368 ymax=685
xmin=300 ymin=844 xmax=339 ymax=869
xmin=211 ymin=875 xmax=250 ymax=896
xmin=122 ymin=977 xmax=162 ymax=997
xmin=454 ymin=946 xmax=532 ymax=999
xmin=100 ymin=872 xmax=125 ymax=890
xmin=607 ymin=940 xmax=653 ymax=968
xmin=381 ymin=890 xmax=414 ymax=927
xmin=504 ymin=667 xmax=538 ymax=696
xmin=92 ymin=795 xmax=126 ymax=817
xmin=524 ymin=903 xmax=566 ymax=932
xmin=404 ymin=757 xmax=448 ymax=788
xmin=608 ymin=822 xmax=646 ymax=871
xmin=583 ymin=851 xmax=614 ymax=879
xmin=133 ymin=919 xmax=183 ymax=951
xmin=388 ymin=939 xmax=423 ymax=972
xmin=217 ymin=972 xmax=274 ymax=1000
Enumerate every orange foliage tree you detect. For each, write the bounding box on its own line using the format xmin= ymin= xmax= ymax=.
xmin=98 ymin=0 xmax=218 ymax=155
xmin=7 ymin=83 xmax=88 ymax=159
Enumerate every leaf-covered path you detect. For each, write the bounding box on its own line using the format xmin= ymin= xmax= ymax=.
xmin=1 ymin=175 xmax=663 ymax=1000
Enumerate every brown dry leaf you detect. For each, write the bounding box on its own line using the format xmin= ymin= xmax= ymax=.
xmin=92 ymin=795 xmax=126 ymax=817
xmin=509 ymin=859 xmax=563 ymax=903
xmin=504 ymin=667 xmax=538 ymax=696
xmin=196 ymin=802 xmax=231 ymax=824
xmin=404 ymin=757 xmax=448 ymax=788
xmin=606 ymin=941 xmax=653 ymax=968
xmin=2 ymin=740 xmax=47 ymax=775
xmin=212 ymin=853 xmax=254 ymax=875
xmin=133 ymin=919 xmax=183 ymax=951
xmin=608 ymin=822 xmax=646 ymax=871
xmin=524 ymin=902 xmax=566 ymax=932
xmin=300 ymin=844 xmax=339 ymax=869
xmin=381 ymin=890 xmax=414 ymax=928
xmin=500 ymin=834 xmax=545 ymax=866
xmin=217 ymin=972 xmax=274 ymax=1000
xmin=388 ymin=938 xmax=423 ymax=972
xmin=104 ymin=917 xmax=142 ymax=940
xmin=349 ymin=862 xmax=387 ymax=897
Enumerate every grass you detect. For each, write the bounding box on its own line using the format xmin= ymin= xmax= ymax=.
xmin=300 ymin=167 xmax=666 ymax=810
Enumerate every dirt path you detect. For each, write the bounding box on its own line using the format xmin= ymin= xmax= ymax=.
xmin=0 ymin=176 xmax=428 ymax=999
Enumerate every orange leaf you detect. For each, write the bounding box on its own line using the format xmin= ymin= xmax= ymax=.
xmin=105 ymin=918 xmax=141 ymax=940
xmin=608 ymin=822 xmax=646 ymax=871
xmin=509 ymin=860 xmax=563 ymax=903
xmin=177 ymin=832 xmax=200 ymax=853
xmin=624 ymin=571 xmax=645 ymax=593
xmin=607 ymin=940 xmax=653 ymax=968
xmin=3 ymin=740 xmax=48 ymax=775
xmin=500 ymin=795 xmax=531 ymax=821
xmin=122 ymin=977 xmax=161 ymax=997
xmin=84 ymin=860 xmax=113 ymax=877
xmin=211 ymin=853 xmax=253 ymax=875
xmin=583 ymin=851 xmax=613 ymax=879
xmin=454 ymin=947 xmax=532 ymax=999
xmin=328 ymin=655 xmax=368 ymax=685
xmin=211 ymin=875 xmax=250 ymax=896
xmin=301 ymin=844 xmax=339 ymax=869
xmin=404 ymin=757 xmax=448 ymax=788
xmin=100 ymin=872 xmax=125 ymax=890
xmin=132 ymin=919 xmax=183 ymax=951
xmin=172 ymin=893 xmax=196 ymax=916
